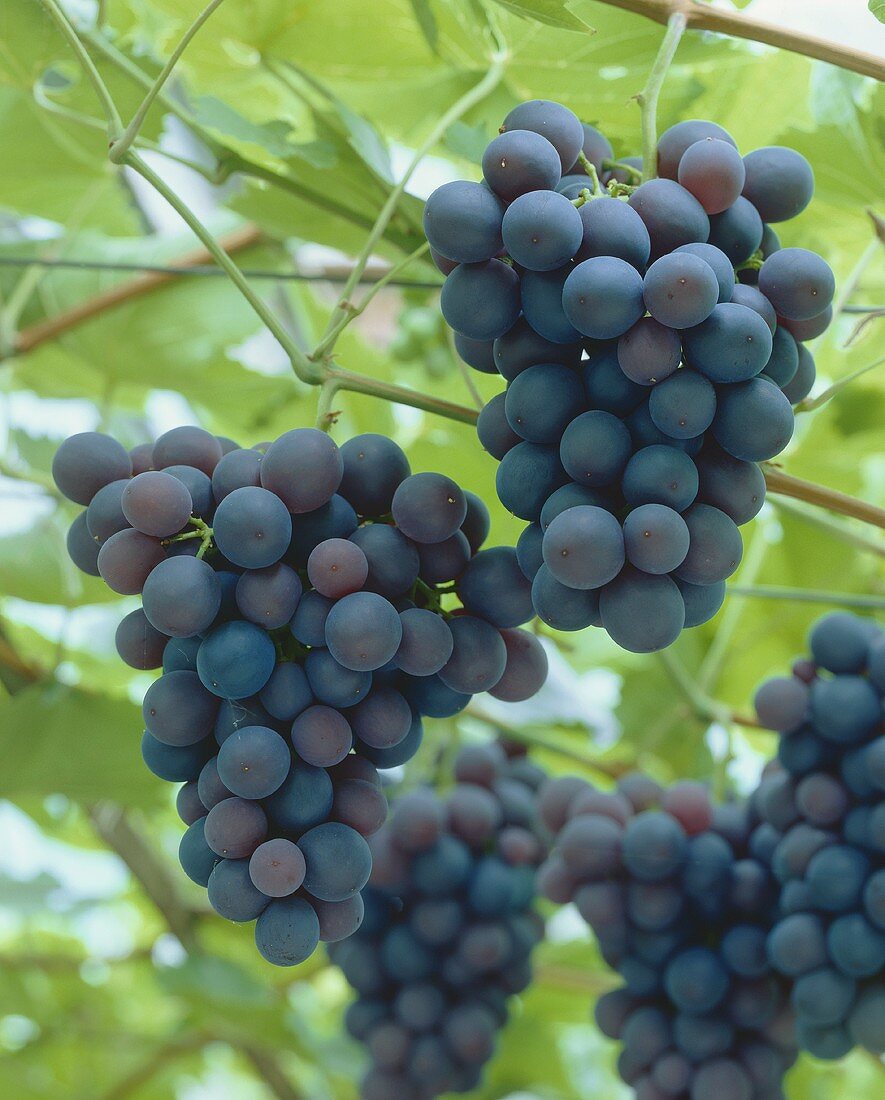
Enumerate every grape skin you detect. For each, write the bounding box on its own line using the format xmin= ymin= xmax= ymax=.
xmin=52 ymin=431 xmax=132 ymax=505
xmin=562 ymin=256 xmax=645 ymax=340
xmin=422 ymin=180 xmax=504 ymax=263
xmin=481 ymin=129 xmax=562 ymax=202
xmin=501 ymin=189 xmax=583 ymax=271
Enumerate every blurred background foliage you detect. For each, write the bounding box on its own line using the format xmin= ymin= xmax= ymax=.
xmin=0 ymin=1 xmax=883 ymax=1097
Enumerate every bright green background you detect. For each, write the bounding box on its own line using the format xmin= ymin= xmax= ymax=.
xmin=0 ymin=1 xmax=883 ymax=1097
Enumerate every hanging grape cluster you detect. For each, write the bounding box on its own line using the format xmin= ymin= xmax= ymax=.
xmin=53 ymin=426 xmax=548 ymax=966
xmin=426 ymin=99 xmax=833 ymax=652
xmin=331 ymin=741 xmax=548 ymax=1099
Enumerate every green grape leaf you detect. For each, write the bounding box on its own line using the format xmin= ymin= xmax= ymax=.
xmin=870 ymin=0 xmax=885 ymax=24
xmin=409 ymin=0 xmax=440 ymax=52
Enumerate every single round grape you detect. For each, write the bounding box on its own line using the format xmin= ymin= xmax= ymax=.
xmin=179 ymin=818 xmax=218 ymax=885
xmin=97 ymin=528 xmax=164 ymax=594
xmin=599 ymin=568 xmax=686 ymax=653
xmin=504 ymin=363 xmax=586 ymax=443
xmin=623 ymin=446 xmax=698 ymax=511
xmin=617 ymin=318 xmax=681 ymax=386
xmin=694 ymin=444 xmax=766 ymax=525
xmin=234 ymin=563 xmax=302 ymax=629
xmin=461 ymin=490 xmax=490 ymax=554
xmin=496 ymin=441 xmax=568 ymax=520
xmin=810 ymin=611 xmax=876 ymax=673
xmin=422 ymin=179 xmax=504 ymax=262
xmin=338 ymin=434 xmax=410 ymax=516
xmin=249 ymin=838 xmax=306 ymax=897
xmin=391 ymin=472 xmax=466 ymax=545
xmin=488 ymin=628 xmax=549 ymax=702
xmin=395 ymin=608 xmax=454 ymax=676
xmin=312 ymin=893 xmax=365 ymax=943
xmin=254 ymin=896 xmax=320 ymax=966
xmin=416 ymin=530 xmax=470 ymax=584
xmin=560 ymin=409 xmax=633 ymax=487
xmin=648 ymin=369 xmax=717 ymax=439
xmin=287 ymin=494 xmax=358 ymax=566
xmin=678 ymin=137 xmax=746 ymax=214
xmin=217 ymin=725 xmax=291 ymax=800
xmin=129 ymin=442 xmax=154 ymax=474
xmin=141 ymin=556 xmax=221 ymax=637
xmin=211 ymin=447 xmax=262 ymax=502
xmin=742 ymin=146 xmax=814 ymax=222
xmin=754 ymin=676 xmax=809 ymax=731
xmin=806 ymin=844 xmax=870 ymax=912
xmin=676 ymin=578 xmax=725 ymax=628
xmin=477 ymin=391 xmax=521 ymax=460
xmin=66 ymin=512 xmax=101 ymax=576
xmin=657 ymin=119 xmax=737 ymax=179
xmin=675 ymin=503 xmax=743 ymax=585
xmin=349 ymin=688 xmax=412 ymax=750
xmin=627 ymin=178 xmax=710 ymax=260
xmin=85 ymin=479 xmax=130 ymax=543
xmin=482 ymin=128 xmax=562 ymax=201
xmin=142 ymin=669 xmax=219 ymax=746
xmin=847 ymin=986 xmax=885 ymax=1053
xmin=290 ymin=705 xmax=353 ymax=768
xmin=162 ymin=464 xmax=212 ymax=518
xmin=259 ymin=662 xmax=312 ymax=722
xmin=502 ymin=189 xmax=583 ymax=271
xmin=520 ymin=266 xmax=582 ymax=344
xmin=759 ymin=248 xmax=835 ymax=321
xmin=665 ymin=946 xmax=729 ymax=1013
xmin=52 ymin=431 xmax=132 ymax=505
xmin=212 ymin=485 xmax=292 ymax=569
xmin=197 ymin=757 xmax=233 ymax=811
xmin=197 ymin=620 xmax=276 ymax=698
xmin=289 ymin=589 xmax=333 ymax=647
xmin=729 ymin=283 xmax=776 ymax=333
xmin=540 ymin=483 xmax=614 ymax=530
xmin=305 ymin=648 xmax=370 ymax=708
xmin=299 ymin=821 xmax=372 ymax=902
xmin=260 ymin=428 xmax=343 ymax=514
xmin=643 ymin=251 xmax=720 ymax=328
xmin=542 ymin=505 xmax=625 ymax=590
xmin=454 ymin=333 xmax=496 ymax=373
xmin=531 ymin=563 xmax=601 ymax=631
xmin=712 ymin=377 xmax=794 ymax=462
xmin=349 ymin=524 xmax=420 ymax=600
xmin=265 ymin=760 xmax=334 ymax=835
xmin=440 ymin=260 xmax=521 ymax=341
xmin=708 ymin=196 xmax=764 ymax=264
xmin=116 ymin=608 xmax=167 ymax=670
xmin=207 ymin=858 xmax=269 ymax=922
xmin=325 ymin=592 xmax=403 ymax=673
xmin=153 ymin=426 xmax=222 ymax=476
xmin=782 ymin=343 xmax=816 ymax=404
xmin=689 ymin=1060 xmax=753 ymax=1100
xmin=683 ymin=302 xmax=773 ymax=383
xmin=438 ymin=615 xmax=507 ymax=694
xmin=811 ymin=674 xmax=881 ymax=744
xmin=583 ymin=345 xmax=646 ymax=415
xmin=501 ymin=99 xmax=584 ymax=171
xmin=562 ymin=256 xmax=645 ymax=340
xmin=306 ymin=537 xmax=368 ymax=598
xmin=204 ymin=796 xmax=267 ymax=858
xmin=779 ymin=304 xmax=832 ymax=342
xmin=760 ymin=327 xmax=799 ymax=391
xmin=623 ymin=504 xmax=690 ymax=574
xmin=177 ymin=781 xmax=206 ymax=825
xmin=575 ymin=196 xmax=650 ymax=269
xmin=792 ymin=967 xmax=857 ymax=1028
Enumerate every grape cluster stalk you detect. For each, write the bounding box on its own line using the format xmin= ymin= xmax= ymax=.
xmin=53 ymin=426 xmax=549 ymax=966
xmin=331 ymin=741 xmax=549 ymax=1099
xmin=427 ymin=99 xmax=834 ymax=652
xmin=753 ymin=612 xmax=885 ymax=1061
xmin=537 ymin=771 xmax=797 ymax=1099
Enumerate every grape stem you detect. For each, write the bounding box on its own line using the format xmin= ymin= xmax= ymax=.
xmin=577 ymin=154 xmax=604 ymax=196
xmin=164 ymin=516 xmax=214 ymax=559
xmin=656 ymin=648 xmax=760 ymax=729
xmin=636 ymin=11 xmax=687 ymax=183
xmin=728 ymin=585 xmax=885 ymax=611
xmin=595 ymin=0 xmax=885 ymax=82
xmin=108 ymin=0 xmax=228 ymax=164
xmin=762 ymin=466 xmax=885 ymax=530
xmin=796 ymin=356 xmax=885 ymax=413
xmin=601 ymin=158 xmax=643 ymax=183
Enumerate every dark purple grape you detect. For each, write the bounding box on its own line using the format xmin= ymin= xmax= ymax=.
xmin=678 ymin=138 xmax=746 ymax=214
xmin=142 ymin=556 xmax=221 ymax=637
xmin=628 ymin=179 xmax=710 ymax=260
xmin=52 ymin=431 xmax=131 ymax=504
xmin=212 ymin=485 xmax=292 ymax=569
xmin=643 ymin=251 xmax=719 ymax=328
xmin=211 ymin=447 xmax=262 ymax=502
xmin=599 ymin=569 xmax=685 ymax=653
xmin=85 ymin=479 xmax=130 ymax=543
xmin=542 ymin=505 xmax=625 ymax=589
xmin=501 ymin=99 xmax=584 ymax=171
xmin=422 ymin=181 xmax=504 ymax=263
xmin=97 ymin=528 xmax=165 ymax=594
xmin=153 ymin=426 xmax=222 ymax=476
xmin=260 ymin=428 xmax=343 ymax=514
xmin=758 ymin=248 xmax=835 ymax=321
xmin=440 ymin=260 xmax=521 ymax=341
xmin=617 ymin=318 xmax=681 ymax=386
xmin=742 ymin=146 xmax=814 ymax=222
xmin=657 ymin=120 xmax=737 ymax=179
xmin=563 ymin=256 xmax=645 ymax=340
xmin=502 ymin=189 xmax=583 ymax=271
xmin=249 ymin=838 xmax=306 ymax=897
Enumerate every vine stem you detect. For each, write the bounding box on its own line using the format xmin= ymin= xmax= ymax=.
xmin=762 ymin=466 xmax=885 ymax=530
xmin=39 ymin=0 xmax=122 ymax=136
xmin=728 ymin=586 xmax=885 ymax=611
xmin=636 ymin=12 xmax=687 ymax=182
xmin=314 ymin=377 xmax=341 ymax=432
xmin=797 ymin=356 xmax=885 ymax=413
xmin=657 ymin=649 xmax=760 ymax=729
xmin=768 ymin=496 xmax=885 ymax=559
xmin=324 ymin=367 xmax=479 ymax=425
xmin=316 ymin=43 xmax=509 ymax=353
xmin=596 ymin=0 xmax=885 ymax=82
xmin=109 ymin=0 xmax=228 ymax=164
xmin=125 ymin=151 xmax=323 ymax=384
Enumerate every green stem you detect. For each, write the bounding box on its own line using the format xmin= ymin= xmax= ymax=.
xmin=314 ymin=378 xmax=341 ymax=432
xmin=571 ymin=188 xmax=594 ymax=208
xmin=657 ymin=649 xmax=757 ymax=728
xmin=728 ymin=586 xmax=885 ymax=611
xmin=324 ymin=366 xmax=479 ymax=425
xmin=164 ymin=516 xmax=214 ymax=558
xmin=636 ymin=12 xmax=687 ymax=183
xmin=767 ymin=496 xmax=885 ymax=559
xmin=109 ymin=0 xmax=228 ymax=164
xmin=796 ymin=356 xmax=885 ymax=413
xmin=125 ymin=152 xmax=322 ymax=384
xmin=39 ymin=0 xmax=122 ymax=136
xmin=601 ymin=158 xmax=643 ymax=182
xmin=318 ymin=48 xmax=509 ymax=349
xmin=577 ymin=154 xmax=604 ymax=195
xmin=311 ymin=241 xmax=431 ymax=361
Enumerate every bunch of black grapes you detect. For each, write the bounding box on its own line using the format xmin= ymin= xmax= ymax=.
xmin=536 ymin=772 xmax=797 ymax=1098
xmin=330 ymin=741 xmax=548 ymax=1099
xmin=425 ymin=99 xmax=833 ymax=652
xmin=753 ymin=612 xmax=884 ymax=1060
xmin=53 ymin=426 xmax=548 ymax=966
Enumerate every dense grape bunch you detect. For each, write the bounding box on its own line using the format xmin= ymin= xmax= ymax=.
xmin=537 ymin=773 xmax=798 ymax=1098
xmin=330 ymin=741 xmax=549 ymax=1099
xmin=753 ymin=612 xmax=884 ymax=1061
xmin=54 ymin=426 xmax=549 ymax=968
xmin=426 ymin=103 xmax=834 ymax=652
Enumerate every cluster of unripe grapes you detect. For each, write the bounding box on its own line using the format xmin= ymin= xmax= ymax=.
xmin=425 ymin=99 xmax=832 ymax=652
xmin=537 ymin=772 xmax=796 ymax=1099
xmin=52 ymin=425 xmax=549 ymax=966
xmin=332 ymin=741 xmax=548 ymax=1100
xmin=753 ymin=612 xmax=885 ymax=1061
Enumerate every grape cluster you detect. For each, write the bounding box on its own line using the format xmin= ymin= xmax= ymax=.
xmin=537 ymin=772 xmax=797 ymax=1098
xmin=753 ymin=612 xmax=885 ymax=1060
xmin=330 ymin=741 xmax=548 ymax=1099
xmin=425 ymin=100 xmax=833 ymax=652
xmin=53 ymin=426 xmax=548 ymax=967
